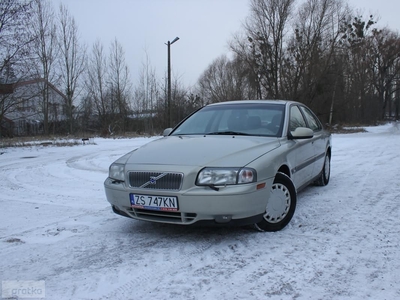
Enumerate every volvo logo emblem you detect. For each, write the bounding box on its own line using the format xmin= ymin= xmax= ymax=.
xmin=139 ymin=173 xmax=168 ymax=188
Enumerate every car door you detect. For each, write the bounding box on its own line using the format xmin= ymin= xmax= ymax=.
xmin=287 ymin=105 xmax=316 ymax=189
xmin=299 ymin=105 xmax=327 ymax=179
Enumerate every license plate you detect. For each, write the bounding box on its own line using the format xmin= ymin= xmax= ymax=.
xmin=130 ymin=194 xmax=179 ymax=211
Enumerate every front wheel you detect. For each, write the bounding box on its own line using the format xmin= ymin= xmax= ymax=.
xmin=255 ymin=172 xmax=297 ymax=232
xmin=315 ymin=153 xmax=330 ymax=186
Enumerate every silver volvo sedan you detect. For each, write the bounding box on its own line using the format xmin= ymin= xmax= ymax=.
xmin=104 ymin=100 xmax=332 ymax=231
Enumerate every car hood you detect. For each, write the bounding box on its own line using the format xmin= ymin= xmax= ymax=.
xmin=125 ymin=135 xmax=280 ymax=167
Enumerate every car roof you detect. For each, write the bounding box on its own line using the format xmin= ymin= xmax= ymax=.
xmin=206 ymin=100 xmax=298 ymax=107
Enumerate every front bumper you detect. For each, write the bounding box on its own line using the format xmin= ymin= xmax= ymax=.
xmin=104 ymin=177 xmax=273 ymax=226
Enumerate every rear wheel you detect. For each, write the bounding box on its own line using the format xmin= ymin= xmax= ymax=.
xmin=315 ymin=153 xmax=330 ymax=186
xmin=255 ymin=172 xmax=297 ymax=232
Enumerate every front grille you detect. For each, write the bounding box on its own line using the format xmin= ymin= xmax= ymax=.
xmin=128 ymin=207 xmax=197 ymax=224
xmin=129 ymin=171 xmax=183 ymax=190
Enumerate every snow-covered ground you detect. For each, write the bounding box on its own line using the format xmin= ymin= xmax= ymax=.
xmin=1 ymin=123 xmax=400 ymax=300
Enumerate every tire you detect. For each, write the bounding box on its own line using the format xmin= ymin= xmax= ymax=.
xmin=315 ymin=153 xmax=330 ymax=186
xmin=254 ymin=172 xmax=297 ymax=232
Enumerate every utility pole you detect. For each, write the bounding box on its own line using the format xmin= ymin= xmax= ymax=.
xmin=166 ymin=37 xmax=179 ymax=128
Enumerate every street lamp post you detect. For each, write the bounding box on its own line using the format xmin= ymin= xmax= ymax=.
xmin=166 ymin=36 xmax=179 ymax=128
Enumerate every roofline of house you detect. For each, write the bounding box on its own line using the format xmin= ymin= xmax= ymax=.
xmin=0 ymin=78 xmax=67 ymax=100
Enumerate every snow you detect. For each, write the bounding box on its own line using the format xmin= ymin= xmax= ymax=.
xmin=1 ymin=123 xmax=400 ymax=300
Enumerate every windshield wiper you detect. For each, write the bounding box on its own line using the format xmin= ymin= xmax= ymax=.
xmin=206 ymin=131 xmax=251 ymax=136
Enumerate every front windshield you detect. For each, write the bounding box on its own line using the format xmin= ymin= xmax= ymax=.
xmin=171 ymin=103 xmax=285 ymax=137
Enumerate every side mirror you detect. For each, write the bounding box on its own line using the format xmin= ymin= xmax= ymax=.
xmin=163 ymin=128 xmax=173 ymax=136
xmin=290 ymin=127 xmax=314 ymax=139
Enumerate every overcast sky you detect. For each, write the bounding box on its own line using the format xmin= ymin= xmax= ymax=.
xmin=53 ymin=0 xmax=400 ymax=88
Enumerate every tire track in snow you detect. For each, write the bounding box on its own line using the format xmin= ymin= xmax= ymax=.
xmin=97 ymin=227 xmax=251 ymax=300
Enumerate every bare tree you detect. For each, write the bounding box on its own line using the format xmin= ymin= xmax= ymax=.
xmin=198 ymin=55 xmax=233 ymax=103
xmin=234 ymin=0 xmax=295 ymax=99
xmin=0 ymin=0 xmax=34 ymax=136
xmin=368 ymin=28 xmax=400 ymax=120
xmin=170 ymin=77 xmax=188 ymax=125
xmin=197 ymin=54 xmax=256 ymax=103
xmin=0 ymin=0 xmax=34 ymax=80
xmin=229 ymin=32 xmax=264 ymax=100
xmin=57 ymin=3 xmax=86 ymax=134
xmin=108 ymin=38 xmax=132 ymax=133
xmin=338 ymin=15 xmax=378 ymax=123
xmin=153 ymin=71 xmax=191 ymax=129
xmin=29 ymin=0 xmax=58 ymax=135
xmin=133 ymin=51 xmax=160 ymax=133
xmin=285 ymin=0 xmax=351 ymax=122
xmin=85 ymin=40 xmax=110 ymax=135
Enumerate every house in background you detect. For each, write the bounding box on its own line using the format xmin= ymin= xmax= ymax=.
xmin=0 ymin=78 xmax=67 ymax=136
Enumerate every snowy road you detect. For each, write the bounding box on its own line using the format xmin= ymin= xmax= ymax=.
xmin=1 ymin=124 xmax=400 ymax=300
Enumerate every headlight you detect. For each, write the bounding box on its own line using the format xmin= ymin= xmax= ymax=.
xmin=109 ymin=163 xmax=125 ymax=182
xmin=196 ymin=167 xmax=257 ymax=186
